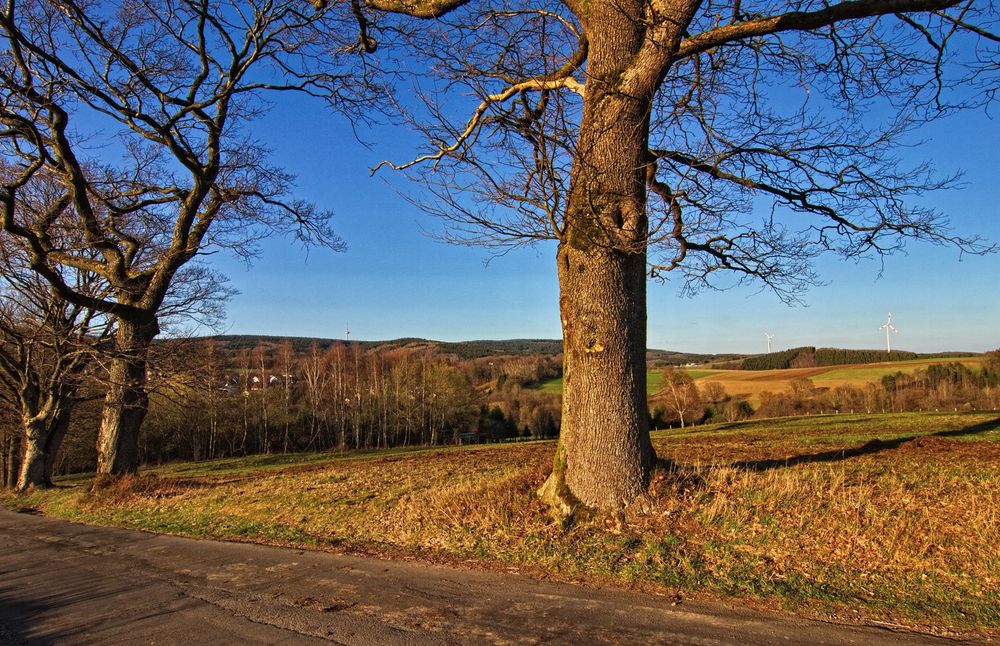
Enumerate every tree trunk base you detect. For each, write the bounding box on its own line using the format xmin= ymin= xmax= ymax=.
xmin=536 ymin=469 xmax=579 ymax=526
xmin=538 ymin=456 xmax=702 ymax=529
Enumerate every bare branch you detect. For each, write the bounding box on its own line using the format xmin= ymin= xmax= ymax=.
xmin=677 ymin=0 xmax=964 ymax=59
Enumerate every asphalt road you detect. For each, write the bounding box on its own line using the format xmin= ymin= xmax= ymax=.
xmin=0 ymin=508 xmax=982 ymax=645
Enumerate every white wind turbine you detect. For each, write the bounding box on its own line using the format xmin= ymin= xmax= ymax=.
xmin=880 ymin=313 xmax=898 ymax=354
xmin=344 ymin=322 xmax=350 ymax=341
xmin=765 ymin=333 xmax=774 ymax=353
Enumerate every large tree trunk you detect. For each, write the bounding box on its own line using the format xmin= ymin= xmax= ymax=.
xmin=97 ymin=317 xmax=159 ymax=475
xmin=16 ymin=385 xmax=76 ymax=491
xmin=16 ymin=398 xmax=75 ymax=490
xmin=16 ymin=420 xmax=47 ymax=491
xmin=545 ymin=245 xmax=654 ymax=510
xmin=539 ymin=0 xmax=658 ymax=512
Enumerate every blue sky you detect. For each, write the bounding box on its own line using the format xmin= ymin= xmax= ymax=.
xmin=208 ymin=91 xmax=1000 ymax=355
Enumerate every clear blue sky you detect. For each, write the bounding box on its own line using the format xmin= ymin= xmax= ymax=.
xmin=207 ymin=92 xmax=1000 ymax=355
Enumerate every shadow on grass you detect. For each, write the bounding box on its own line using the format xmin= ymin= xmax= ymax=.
xmin=655 ymin=413 xmax=864 ymax=436
xmin=731 ymin=415 xmax=1000 ymax=472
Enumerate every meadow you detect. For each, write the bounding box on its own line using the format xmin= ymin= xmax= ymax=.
xmin=538 ymin=368 xmax=720 ymax=394
xmin=5 ymin=411 xmax=998 ymax=638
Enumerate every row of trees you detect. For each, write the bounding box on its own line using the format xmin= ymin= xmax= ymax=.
xmin=755 ymin=370 xmax=1000 ymax=418
xmin=0 ymin=199 xmax=243 ymax=488
xmin=0 ymin=235 xmax=112 ymax=488
xmin=147 ymin=342 xmax=484 ymax=462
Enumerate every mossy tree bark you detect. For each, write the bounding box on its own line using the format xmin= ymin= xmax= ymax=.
xmin=546 ymin=242 xmax=655 ymax=510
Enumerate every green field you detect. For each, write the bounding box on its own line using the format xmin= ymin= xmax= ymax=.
xmin=813 ymin=357 xmax=984 ymax=382
xmin=812 ymin=366 xmax=916 ymax=381
xmin=537 ymin=368 xmax=719 ymax=395
xmin=6 ymin=412 xmax=998 ymax=637
xmin=537 ymin=376 xmax=566 ymax=393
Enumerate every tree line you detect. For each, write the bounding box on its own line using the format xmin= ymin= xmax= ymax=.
xmin=738 ymin=347 xmax=977 ymax=371
xmin=0 ymin=337 xmax=563 ymax=483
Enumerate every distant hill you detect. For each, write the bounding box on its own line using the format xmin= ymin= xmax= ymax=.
xmin=199 ymin=335 xmax=737 ymax=363
xmin=201 ymin=335 xmax=563 ymax=358
xmin=182 ymin=336 xmax=977 ymax=369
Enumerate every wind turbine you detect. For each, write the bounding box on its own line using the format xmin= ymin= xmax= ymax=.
xmin=880 ymin=313 xmax=898 ymax=354
xmin=765 ymin=333 xmax=774 ymax=353
xmin=344 ymin=322 xmax=350 ymax=341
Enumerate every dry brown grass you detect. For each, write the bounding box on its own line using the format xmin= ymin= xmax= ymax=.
xmin=6 ymin=412 xmax=998 ymax=637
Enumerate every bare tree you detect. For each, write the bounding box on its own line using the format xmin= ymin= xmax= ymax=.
xmin=301 ymin=341 xmax=330 ymax=449
xmin=658 ymin=367 xmax=701 ymax=428
xmin=0 ymin=0 xmax=367 ymax=475
xmin=253 ymin=341 xmax=271 ymax=453
xmin=276 ymin=339 xmax=296 ymax=452
xmin=330 ymin=0 xmax=999 ymax=511
xmin=702 ymin=381 xmax=727 ymax=406
xmin=198 ymin=338 xmax=225 ymax=460
xmin=0 ymin=233 xmax=112 ymax=489
xmin=237 ymin=348 xmax=253 ymax=454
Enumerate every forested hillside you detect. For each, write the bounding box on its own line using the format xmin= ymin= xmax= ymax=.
xmin=209 ymin=336 xmax=564 ymax=358
xmin=741 ymin=347 xmax=978 ymax=370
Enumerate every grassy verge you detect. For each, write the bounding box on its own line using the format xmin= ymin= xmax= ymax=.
xmin=4 ymin=412 xmax=998 ymax=637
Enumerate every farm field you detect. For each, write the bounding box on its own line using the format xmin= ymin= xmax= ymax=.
xmin=538 ymin=370 xmax=704 ymax=395
xmin=538 ymin=368 xmax=718 ymax=395
xmin=700 ymin=357 xmax=984 ymax=403
xmin=537 ymin=357 xmax=982 ymax=403
xmin=6 ymin=411 xmax=998 ymax=637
